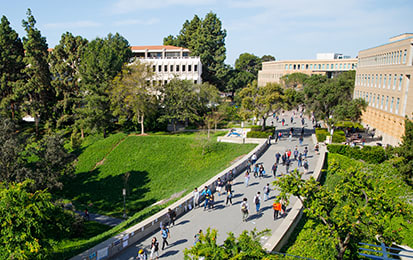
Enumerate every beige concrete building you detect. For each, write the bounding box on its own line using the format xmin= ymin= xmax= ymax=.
xmin=258 ymin=53 xmax=357 ymax=86
xmin=354 ymin=33 xmax=413 ymax=146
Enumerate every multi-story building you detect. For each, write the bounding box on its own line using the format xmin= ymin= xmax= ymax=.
xmin=130 ymin=45 xmax=202 ymax=85
xmin=353 ymin=33 xmax=413 ymax=146
xmin=257 ymin=53 xmax=357 ymax=86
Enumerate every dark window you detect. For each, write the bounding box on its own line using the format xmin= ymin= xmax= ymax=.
xmin=194 ymin=65 xmax=198 ymax=71
xmin=158 ymin=65 xmax=162 ymax=72
xmin=170 ymin=65 xmax=173 ymax=72
xmin=188 ymin=65 xmax=192 ymax=71
xmin=164 ymin=65 xmax=168 ymax=72
xmin=152 ymin=65 xmax=156 ymax=72
xmin=176 ymin=65 xmax=180 ymax=72
xmin=194 ymin=80 xmax=197 ymax=84
xmin=182 ymin=65 xmax=186 ymax=72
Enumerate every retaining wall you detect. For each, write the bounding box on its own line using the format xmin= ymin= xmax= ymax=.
xmin=72 ymin=139 xmax=268 ymax=260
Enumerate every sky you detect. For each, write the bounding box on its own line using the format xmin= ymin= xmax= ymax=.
xmin=2 ymin=0 xmax=413 ymax=65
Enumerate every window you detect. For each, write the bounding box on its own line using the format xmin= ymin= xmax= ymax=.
xmin=188 ymin=65 xmax=192 ymax=72
xmin=390 ymin=97 xmax=394 ymax=113
xmin=375 ymin=74 xmax=378 ymax=87
xmin=388 ymin=74 xmax=391 ymax=89
xmin=384 ymin=74 xmax=387 ymax=88
xmin=373 ymin=94 xmax=376 ymax=106
xmin=310 ymin=64 xmax=313 ymax=70
xmin=297 ymin=64 xmax=300 ymax=70
xmin=393 ymin=74 xmax=397 ymax=89
xmin=352 ymin=63 xmax=355 ymax=69
xmin=164 ymin=65 xmax=168 ymax=72
xmin=326 ymin=64 xmax=329 ymax=69
xmin=399 ymin=74 xmax=403 ymax=90
xmin=285 ymin=64 xmax=288 ymax=69
xmin=385 ymin=96 xmax=389 ymax=111
xmin=152 ymin=65 xmax=156 ymax=72
xmin=399 ymin=50 xmax=402 ymax=63
xmin=182 ymin=65 xmax=186 ymax=72
xmin=335 ymin=64 xmax=338 ymax=69
xmin=158 ymin=65 xmax=162 ymax=72
xmin=376 ymin=95 xmax=380 ymax=108
xmin=368 ymin=75 xmax=370 ymax=87
xmin=322 ymin=64 xmax=325 ymax=70
xmin=381 ymin=95 xmax=384 ymax=109
xmin=366 ymin=93 xmax=369 ymax=103
xmin=289 ymin=64 xmax=292 ymax=69
xmin=403 ymin=49 xmax=407 ymax=63
xmin=306 ymin=64 xmax=309 ymax=69
xmin=176 ymin=65 xmax=180 ymax=72
xmin=194 ymin=80 xmax=197 ymax=84
xmin=339 ymin=63 xmax=342 ymax=69
xmin=396 ymin=98 xmax=400 ymax=114
xmin=379 ymin=74 xmax=382 ymax=88
xmin=293 ymin=64 xmax=296 ymax=70
xmin=344 ymin=64 xmax=347 ymax=69
xmin=170 ymin=65 xmax=174 ymax=72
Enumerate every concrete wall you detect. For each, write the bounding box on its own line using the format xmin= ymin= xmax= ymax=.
xmin=72 ymin=140 xmax=268 ymax=260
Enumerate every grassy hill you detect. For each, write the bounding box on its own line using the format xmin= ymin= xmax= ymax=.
xmin=60 ymin=132 xmax=256 ymax=217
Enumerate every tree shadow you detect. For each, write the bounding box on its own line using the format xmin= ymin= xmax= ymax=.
xmin=58 ymin=169 xmax=153 ymax=217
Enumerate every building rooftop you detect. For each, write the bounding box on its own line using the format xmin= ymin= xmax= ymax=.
xmin=130 ymin=45 xmax=189 ymax=51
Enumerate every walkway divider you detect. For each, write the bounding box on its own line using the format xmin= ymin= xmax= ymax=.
xmin=72 ymin=138 xmax=269 ymax=260
xmin=263 ymin=134 xmax=327 ymax=253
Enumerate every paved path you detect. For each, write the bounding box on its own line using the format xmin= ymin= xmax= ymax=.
xmin=75 ymin=211 xmax=124 ymax=227
xmin=113 ymin=112 xmax=319 ymax=259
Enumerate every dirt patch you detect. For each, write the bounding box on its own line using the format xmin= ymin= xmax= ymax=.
xmin=151 ymin=190 xmax=187 ymax=207
xmin=91 ymin=136 xmax=128 ymax=171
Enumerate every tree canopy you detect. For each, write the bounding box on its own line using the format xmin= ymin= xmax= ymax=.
xmin=235 ymin=53 xmax=262 ymax=77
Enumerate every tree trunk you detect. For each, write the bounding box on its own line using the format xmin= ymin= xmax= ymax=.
xmin=214 ymin=122 xmax=217 ymax=132
xmin=35 ymin=115 xmax=40 ymax=137
xmin=173 ymin=120 xmax=176 ymax=132
xmin=261 ymin=116 xmax=267 ymax=131
xmin=207 ymin=126 xmax=210 ymax=139
xmin=11 ymin=103 xmax=15 ymax=120
xmin=81 ymin=128 xmax=84 ymax=139
xmin=103 ymin=128 xmax=107 ymax=138
xmin=139 ymin=114 xmax=145 ymax=135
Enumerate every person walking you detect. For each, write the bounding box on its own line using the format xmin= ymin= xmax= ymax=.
xmin=297 ymin=153 xmax=303 ymax=168
xmin=281 ymin=153 xmax=286 ymax=165
xmin=226 ymin=169 xmax=234 ymax=182
xmin=253 ymin=164 xmax=259 ymax=178
xmin=150 ymin=237 xmax=159 ymax=260
xmin=167 ymin=208 xmax=176 ymax=227
xmin=200 ymin=186 xmax=212 ymax=210
xmin=275 ymin=152 xmax=281 ymax=164
xmin=247 ymin=159 xmax=252 ymax=172
xmin=194 ymin=229 xmax=202 ymax=245
xmin=273 ymin=201 xmax=281 ymax=220
xmin=244 ymin=170 xmax=250 ymax=187
xmin=286 ymin=149 xmax=292 ymax=159
xmin=84 ymin=208 xmax=90 ymax=221
xmin=226 ymin=187 xmax=233 ymax=206
xmin=288 ymin=131 xmax=292 ymax=142
xmin=299 ymin=135 xmax=304 ymax=146
xmin=263 ymin=183 xmax=271 ymax=201
xmin=301 ymin=117 xmax=305 ymax=126
xmin=193 ymin=187 xmax=200 ymax=208
xmin=254 ymin=192 xmax=262 ymax=213
xmin=251 ymin=153 xmax=257 ymax=164
xmin=303 ymin=159 xmax=309 ymax=174
xmin=281 ymin=118 xmax=285 ymax=126
xmin=259 ymin=164 xmax=265 ymax=178
xmin=293 ymin=147 xmax=299 ymax=161
xmin=303 ymin=147 xmax=308 ymax=158
xmin=160 ymin=226 xmax=170 ymax=250
xmin=285 ymin=158 xmax=290 ymax=173
xmin=240 ymin=198 xmax=249 ymax=222
xmin=275 ymin=131 xmax=279 ymax=142
xmin=280 ymin=198 xmax=287 ymax=217
xmin=290 ymin=116 xmax=294 ymax=124
xmin=272 ymin=162 xmax=278 ymax=177
xmin=216 ymin=177 xmax=224 ymax=196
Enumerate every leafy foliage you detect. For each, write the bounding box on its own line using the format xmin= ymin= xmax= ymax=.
xmin=395 ymin=118 xmax=413 ymax=185
xmin=327 ymin=144 xmax=387 ymax=164
xmin=280 ymin=72 xmax=309 ymax=89
xmin=315 ymin=128 xmax=329 ymax=142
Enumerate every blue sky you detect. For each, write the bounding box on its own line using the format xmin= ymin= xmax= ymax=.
xmin=2 ymin=0 xmax=413 ymax=65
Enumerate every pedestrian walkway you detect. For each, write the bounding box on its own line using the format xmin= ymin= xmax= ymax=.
xmin=114 ymin=111 xmax=319 ymax=259
xmin=75 ymin=211 xmax=123 ymax=227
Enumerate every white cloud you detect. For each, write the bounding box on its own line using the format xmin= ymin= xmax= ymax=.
xmin=111 ymin=0 xmax=216 ymax=14
xmin=114 ymin=18 xmax=160 ymax=26
xmin=43 ymin=21 xmax=102 ymax=30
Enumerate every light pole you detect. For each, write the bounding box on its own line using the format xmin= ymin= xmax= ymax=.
xmin=122 ymin=188 xmax=127 ymax=218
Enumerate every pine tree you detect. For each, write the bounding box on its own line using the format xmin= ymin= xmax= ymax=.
xmin=20 ymin=9 xmax=54 ymax=136
xmin=0 ymin=15 xmax=25 ymax=119
xmin=49 ymin=32 xmax=88 ymax=128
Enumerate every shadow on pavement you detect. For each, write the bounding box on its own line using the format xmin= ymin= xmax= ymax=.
xmin=160 ymin=250 xmax=179 ymax=257
xmin=176 ymin=220 xmax=190 ymax=226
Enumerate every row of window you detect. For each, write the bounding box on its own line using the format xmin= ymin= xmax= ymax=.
xmin=356 ymin=90 xmax=400 ymax=115
xmin=358 ymin=49 xmax=407 ymax=67
xmin=356 ymin=73 xmax=404 ymax=91
xmin=152 ymin=64 xmax=198 ymax=73
xmin=147 ymin=79 xmax=198 ymax=86
xmin=284 ymin=63 xmax=356 ymax=71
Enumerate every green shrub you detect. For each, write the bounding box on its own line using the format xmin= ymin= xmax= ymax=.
xmin=315 ymin=128 xmax=329 ymax=142
xmin=335 ymin=121 xmax=364 ymax=130
xmin=247 ymin=131 xmax=271 ymax=138
xmin=332 ymin=130 xmax=346 ymax=143
xmin=327 ymin=144 xmax=387 ymax=164
xmin=250 ymin=125 xmax=275 ymax=132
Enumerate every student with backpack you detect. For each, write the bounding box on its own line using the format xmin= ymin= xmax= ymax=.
xmin=160 ymin=226 xmax=170 ymax=250
xmin=240 ymin=198 xmax=249 ymax=222
xmin=272 ymin=162 xmax=278 ymax=177
xmin=275 ymin=152 xmax=281 ymax=164
xmin=137 ymin=249 xmax=148 ymax=260
xmin=254 ymin=192 xmax=262 ymax=213
xmin=194 ymin=229 xmax=202 ymax=245
xmin=225 ymin=181 xmax=233 ymax=206
xmin=150 ymin=237 xmax=159 ymax=259
xmin=200 ymin=186 xmax=212 ymax=210
xmin=167 ymin=208 xmax=176 ymax=227
xmin=303 ymin=160 xmax=309 ymax=174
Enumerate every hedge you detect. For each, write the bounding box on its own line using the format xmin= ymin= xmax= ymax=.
xmin=250 ymin=125 xmax=275 ymax=132
xmin=247 ymin=131 xmax=272 ymax=138
xmin=327 ymin=144 xmax=387 ymax=164
xmin=335 ymin=121 xmax=364 ymax=130
xmin=315 ymin=128 xmax=329 ymax=142
xmin=332 ymin=130 xmax=346 ymax=143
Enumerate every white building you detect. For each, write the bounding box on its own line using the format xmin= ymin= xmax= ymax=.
xmin=130 ymin=45 xmax=202 ymax=85
xmin=316 ymin=53 xmax=351 ymax=60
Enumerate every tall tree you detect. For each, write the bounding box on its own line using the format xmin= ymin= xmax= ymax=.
xmin=20 ymin=9 xmax=54 ymax=136
xmin=235 ymin=53 xmax=262 ymax=77
xmin=49 ymin=32 xmax=88 ymax=129
xmin=108 ymin=61 xmax=155 ymax=134
xmin=163 ymin=12 xmax=227 ymax=90
xmin=225 ymin=68 xmax=255 ymax=98
xmin=238 ymin=81 xmax=285 ymax=130
xmin=261 ymin=54 xmax=275 ymax=62
xmin=78 ymin=33 xmax=132 ymax=137
xmin=280 ymin=72 xmax=309 ymax=89
xmin=397 ymin=118 xmax=413 ymax=184
xmin=0 ymin=16 xmax=25 ymax=119
xmin=158 ymin=79 xmax=199 ymax=132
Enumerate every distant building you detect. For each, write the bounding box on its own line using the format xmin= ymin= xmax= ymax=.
xmin=353 ymin=33 xmax=413 ymax=146
xmin=130 ymin=45 xmax=202 ymax=85
xmin=257 ymin=53 xmax=357 ymax=87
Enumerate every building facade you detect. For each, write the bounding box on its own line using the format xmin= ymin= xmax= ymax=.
xmin=130 ymin=45 xmax=202 ymax=85
xmin=258 ymin=53 xmax=357 ymax=86
xmin=353 ymin=33 xmax=413 ymax=146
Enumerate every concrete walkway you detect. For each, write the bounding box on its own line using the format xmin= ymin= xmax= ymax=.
xmin=113 ymin=112 xmax=319 ymax=259
xmin=75 ymin=211 xmax=124 ymax=227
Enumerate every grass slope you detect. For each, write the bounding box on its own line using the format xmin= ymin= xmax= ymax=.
xmin=61 ymin=133 xmax=256 ymax=217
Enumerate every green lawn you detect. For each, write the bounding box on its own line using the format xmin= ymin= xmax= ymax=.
xmin=60 ymin=132 xmax=256 ymax=217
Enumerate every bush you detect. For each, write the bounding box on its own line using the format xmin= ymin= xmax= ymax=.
xmin=332 ymin=130 xmax=346 ymax=143
xmin=327 ymin=144 xmax=387 ymax=164
xmin=247 ymin=131 xmax=272 ymax=138
xmin=315 ymin=128 xmax=329 ymax=142
xmin=335 ymin=121 xmax=364 ymax=130
xmin=250 ymin=125 xmax=275 ymax=132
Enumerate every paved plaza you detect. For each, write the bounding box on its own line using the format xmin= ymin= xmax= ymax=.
xmin=114 ymin=112 xmax=320 ymax=259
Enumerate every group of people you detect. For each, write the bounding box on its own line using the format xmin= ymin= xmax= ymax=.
xmin=272 ymin=146 xmax=310 ymax=176
xmin=136 ymin=225 xmax=170 ymax=260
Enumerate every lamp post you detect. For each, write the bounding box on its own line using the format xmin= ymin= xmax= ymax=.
xmin=122 ymin=188 xmax=127 ymax=218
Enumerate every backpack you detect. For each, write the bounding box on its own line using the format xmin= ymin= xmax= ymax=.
xmin=255 ymin=196 xmax=260 ymax=204
xmin=264 ymin=186 xmax=269 ymax=194
xmin=162 ymin=228 xmax=169 ymax=238
xmin=241 ymin=203 xmax=248 ymax=213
